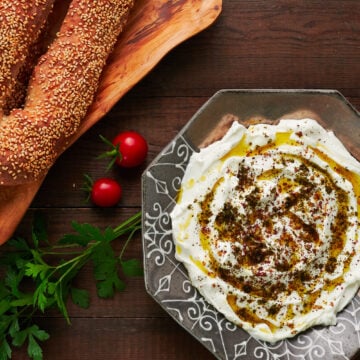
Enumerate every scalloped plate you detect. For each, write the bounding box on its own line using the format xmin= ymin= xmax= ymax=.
xmin=142 ymin=89 xmax=360 ymax=360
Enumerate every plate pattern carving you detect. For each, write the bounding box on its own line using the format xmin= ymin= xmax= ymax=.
xmin=142 ymin=98 xmax=360 ymax=360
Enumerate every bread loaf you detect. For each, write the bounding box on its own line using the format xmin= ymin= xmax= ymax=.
xmin=0 ymin=0 xmax=135 ymax=185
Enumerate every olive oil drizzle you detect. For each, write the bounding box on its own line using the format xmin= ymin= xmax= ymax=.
xmin=195 ymin=130 xmax=358 ymax=331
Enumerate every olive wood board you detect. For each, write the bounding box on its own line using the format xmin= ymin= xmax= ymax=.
xmin=0 ymin=0 xmax=222 ymax=245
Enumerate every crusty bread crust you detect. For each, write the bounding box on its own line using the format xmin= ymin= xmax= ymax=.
xmin=0 ymin=0 xmax=135 ymax=185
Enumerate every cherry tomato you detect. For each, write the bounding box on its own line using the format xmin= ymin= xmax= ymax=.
xmin=90 ymin=178 xmax=122 ymax=207
xmin=112 ymin=131 xmax=148 ymax=168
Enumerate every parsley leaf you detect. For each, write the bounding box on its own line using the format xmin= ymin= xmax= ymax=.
xmin=11 ymin=325 xmax=49 ymax=360
xmin=59 ymin=221 xmax=113 ymax=246
xmin=92 ymin=242 xmax=125 ymax=298
xmin=70 ymin=287 xmax=90 ymax=309
xmin=28 ymin=333 xmax=46 ymax=360
xmin=0 ymin=210 xmax=142 ymax=359
xmin=120 ymin=259 xmax=144 ymax=277
xmin=25 ymin=263 xmax=50 ymax=280
xmin=0 ymin=337 xmax=11 ymax=360
xmin=97 ymin=276 xmax=126 ymax=298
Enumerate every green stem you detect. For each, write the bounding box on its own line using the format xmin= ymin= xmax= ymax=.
xmin=54 ymin=243 xmax=96 ymax=272
xmin=119 ymin=225 xmax=141 ymax=261
xmin=40 ymin=250 xmax=84 ymax=256
xmin=113 ymin=211 xmax=141 ymax=238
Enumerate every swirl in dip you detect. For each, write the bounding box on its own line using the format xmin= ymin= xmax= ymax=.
xmin=170 ymin=118 xmax=360 ymax=342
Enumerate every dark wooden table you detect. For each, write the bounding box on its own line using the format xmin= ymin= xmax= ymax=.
xmin=10 ymin=0 xmax=360 ymax=358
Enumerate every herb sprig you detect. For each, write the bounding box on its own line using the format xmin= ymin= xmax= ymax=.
xmin=0 ymin=211 xmax=142 ymax=360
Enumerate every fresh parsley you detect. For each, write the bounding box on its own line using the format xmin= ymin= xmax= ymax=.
xmin=0 ymin=211 xmax=142 ymax=359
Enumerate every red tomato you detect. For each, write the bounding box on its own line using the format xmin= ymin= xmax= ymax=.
xmin=112 ymin=131 xmax=148 ymax=168
xmin=91 ymin=178 xmax=122 ymax=207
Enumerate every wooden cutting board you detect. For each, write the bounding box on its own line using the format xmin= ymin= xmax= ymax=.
xmin=0 ymin=0 xmax=222 ymax=245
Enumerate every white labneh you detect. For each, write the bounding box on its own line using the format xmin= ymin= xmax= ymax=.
xmin=170 ymin=118 xmax=360 ymax=342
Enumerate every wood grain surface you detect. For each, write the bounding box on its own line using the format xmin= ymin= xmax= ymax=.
xmin=3 ymin=0 xmax=360 ymax=359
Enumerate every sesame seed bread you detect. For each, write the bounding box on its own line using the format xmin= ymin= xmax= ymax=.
xmin=0 ymin=0 xmax=55 ymax=116
xmin=0 ymin=0 xmax=135 ymax=185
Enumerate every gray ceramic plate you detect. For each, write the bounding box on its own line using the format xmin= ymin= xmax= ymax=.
xmin=141 ymin=89 xmax=360 ymax=360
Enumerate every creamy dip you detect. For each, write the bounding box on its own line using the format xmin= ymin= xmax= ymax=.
xmin=170 ymin=118 xmax=360 ymax=342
